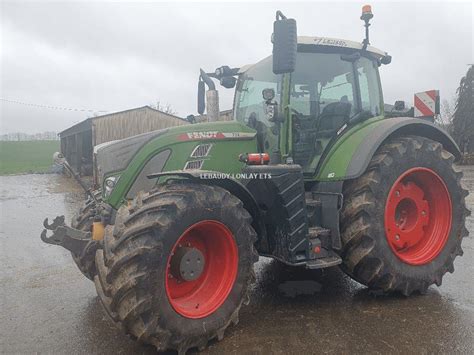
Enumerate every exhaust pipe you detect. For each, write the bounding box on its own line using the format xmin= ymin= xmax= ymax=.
xmin=199 ymin=69 xmax=220 ymax=122
xmin=205 ymin=90 xmax=219 ymax=122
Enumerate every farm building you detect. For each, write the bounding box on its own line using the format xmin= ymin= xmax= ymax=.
xmin=193 ymin=109 xmax=234 ymax=123
xmin=59 ymin=106 xmax=188 ymax=175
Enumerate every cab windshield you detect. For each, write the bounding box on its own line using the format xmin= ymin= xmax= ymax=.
xmin=234 ymin=56 xmax=279 ymax=127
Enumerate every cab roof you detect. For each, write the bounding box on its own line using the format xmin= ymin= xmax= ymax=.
xmin=238 ymin=36 xmax=388 ymax=74
xmin=297 ymin=36 xmax=387 ymax=58
xmin=238 ymin=36 xmax=387 ymax=74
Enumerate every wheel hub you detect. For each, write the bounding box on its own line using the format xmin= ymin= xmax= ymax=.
xmin=386 ymin=181 xmax=430 ymax=249
xmin=169 ymin=246 xmax=205 ymax=281
xmin=165 ymin=220 xmax=238 ymax=319
xmin=384 ymin=167 xmax=452 ymax=265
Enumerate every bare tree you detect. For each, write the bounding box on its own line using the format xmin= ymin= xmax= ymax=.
xmin=453 ymin=65 xmax=474 ymax=153
xmin=149 ymin=101 xmax=178 ymax=115
xmin=436 ymin=97 xmax=455 ymax=132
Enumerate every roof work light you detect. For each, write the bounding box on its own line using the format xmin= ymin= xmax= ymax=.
xmin=361 ymin=5 xmax=373 ymax=21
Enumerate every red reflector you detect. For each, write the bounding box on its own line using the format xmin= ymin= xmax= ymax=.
xmin=313 ymin=246 xmax=321 ymax=254
xmin=239 ymin=153 xmax=270 ymax=165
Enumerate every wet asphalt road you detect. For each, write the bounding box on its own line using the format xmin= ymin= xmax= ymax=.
xmin=1 ymin=167 xmax=473 ymax=354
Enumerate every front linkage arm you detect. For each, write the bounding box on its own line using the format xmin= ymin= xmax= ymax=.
xmin=41 ymin=215 xmax=92 ymax=256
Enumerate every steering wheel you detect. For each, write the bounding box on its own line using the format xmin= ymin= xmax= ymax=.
xmin=290 ymin=107 xmax=304 ymax=117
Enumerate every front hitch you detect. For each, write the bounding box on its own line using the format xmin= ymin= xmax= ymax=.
xmin=40 ymin=215 xmax=94 ymax=256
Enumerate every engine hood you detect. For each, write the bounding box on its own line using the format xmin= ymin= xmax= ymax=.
xmin=95 ymin=128 xmax=169 ymax=182
xmin=98 ymin=121 xmax=258 ymax=208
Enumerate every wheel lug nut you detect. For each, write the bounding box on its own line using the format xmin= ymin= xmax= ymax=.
xmin=396 ymin=191 xmax=400 ymax=197
xmin=421 ymin=210 xmax=426 ymax=216
xmin=395 ymin=234 xmax=400 ymax=241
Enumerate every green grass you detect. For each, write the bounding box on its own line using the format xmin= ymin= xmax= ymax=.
xmin=0 ymin=140 xmax=60 ymax=174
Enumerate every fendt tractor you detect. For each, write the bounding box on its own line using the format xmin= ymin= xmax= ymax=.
xmin=41 ymin=6 xmax=469 ymax=353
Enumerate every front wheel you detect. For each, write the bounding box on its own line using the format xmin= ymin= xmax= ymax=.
xmin=70 ymin=190 xmax=102 ymax=280
xmin=94 ymin=182 xmax=258 ymax=353
xmin=340 ymin=136 xmax=469 ymax=295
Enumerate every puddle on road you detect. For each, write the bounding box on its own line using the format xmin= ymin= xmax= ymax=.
xmin=1 ymin=169 xmax=473 ymax=354
xmin=278 ymin=280 xmax=322 ymax=298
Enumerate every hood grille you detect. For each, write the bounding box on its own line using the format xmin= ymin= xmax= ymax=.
xmin=190 ymin=144 xmax=212 ymax=158
xmin=184 ymin=160 xmax=204 ymax=170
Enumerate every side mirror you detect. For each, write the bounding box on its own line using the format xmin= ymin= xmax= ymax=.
xmin=197 ymin=80 xmax=205 ymax=115
xmin=272 ymin=11 xmax=297 ymax=74
xmin=380 ymin=55 xmax=392 ymax=65
xmin=220 ymin=76 xmax=236 ymax=89
xmin=53 ymin=152 xmax=66 ymax=165
xmin=394 ymin=100 xmax=405 ymax=111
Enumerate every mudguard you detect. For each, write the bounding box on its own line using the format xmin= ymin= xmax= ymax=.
xmin=147 ymin=170 xmax=265 ymax=239
xmin=316 ymin=117 xmax=461 ymax=181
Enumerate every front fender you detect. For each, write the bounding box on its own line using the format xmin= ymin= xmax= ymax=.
xmin=147 ymin=170 xmax=265 ymax=239
xmin=316 ymin=117 xmax=460 ymax=181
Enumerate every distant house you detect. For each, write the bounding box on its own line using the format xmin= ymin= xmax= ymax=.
xmin=59 ymin=106 xmax=188 ymax=175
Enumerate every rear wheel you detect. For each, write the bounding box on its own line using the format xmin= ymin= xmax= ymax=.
xmin=94 ymin=182 xmax=258 ymax=353
xmin=340 ymin=136 xmax=469 ymax=295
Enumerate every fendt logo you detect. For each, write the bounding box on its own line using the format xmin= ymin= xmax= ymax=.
xmin=178 ymin=131 xmax=223 ymax=141
xmin=189 ymin=131 xmax=220 ymax=139
xmin=177 ymin=131 xmax=256 ymax=141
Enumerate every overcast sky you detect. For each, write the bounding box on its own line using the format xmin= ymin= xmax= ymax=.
xmin=1 ymin=0 xmax=473 ymax=134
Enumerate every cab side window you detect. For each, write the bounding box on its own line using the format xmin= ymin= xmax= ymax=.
xmin=357 ymin=58 xmax=381 ymax=116
xmin=319 ymin=72 xmax=355 ymax=115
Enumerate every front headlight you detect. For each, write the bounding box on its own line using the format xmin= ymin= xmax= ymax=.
xmin=104 ymin=176 xmax=119 ymax=197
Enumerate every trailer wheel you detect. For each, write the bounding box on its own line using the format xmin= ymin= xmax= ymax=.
xmin=340 ymin=136 xmax=469 ymax=295
xmin=94 ymin=182 xmax=258 ymax=353
xmin=70 ymin=191 xmax=102 ymax=280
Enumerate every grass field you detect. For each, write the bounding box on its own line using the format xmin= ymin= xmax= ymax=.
xmin=0 ymin=141 xmax=60 ymax=175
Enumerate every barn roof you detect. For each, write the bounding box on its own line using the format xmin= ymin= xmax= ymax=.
xmin=59 ymin=106 xmax=187 ymax=138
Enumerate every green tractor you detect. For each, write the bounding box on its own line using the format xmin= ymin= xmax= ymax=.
xmin=41 ymin=6 xmax=469 ymax=354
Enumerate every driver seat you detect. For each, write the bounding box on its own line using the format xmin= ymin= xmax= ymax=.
xmin=317 ymin=101 xmax=352 ymax=137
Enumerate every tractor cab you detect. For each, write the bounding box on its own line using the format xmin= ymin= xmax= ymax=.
xmin=198 ymin=7 xmax=392 ymax=175
xmin=233 ymin=39 xmax=387 ymax=174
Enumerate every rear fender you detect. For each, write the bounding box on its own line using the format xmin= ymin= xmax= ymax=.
xmin=316 ymin=117 xmax=461 ymax=181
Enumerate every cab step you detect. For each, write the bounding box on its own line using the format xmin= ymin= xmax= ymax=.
xmin=306 ymin=252 xmax=342 ymax=269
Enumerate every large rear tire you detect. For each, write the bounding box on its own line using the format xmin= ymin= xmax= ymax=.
xmin=94 ymin=182 xmax=258 ymax=353
xmin=340 ymin=136 xmax=469 ymax=295
xmin=70 ymin=191 xmax=102 ymax=280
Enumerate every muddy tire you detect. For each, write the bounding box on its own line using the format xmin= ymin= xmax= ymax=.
xmin=340 ymin=136 xmax=470 ymax=295
xmin=70 ymin=191 xmax=102 ymax=280
xmin=94 ymin=182 xmax=258 ymax=353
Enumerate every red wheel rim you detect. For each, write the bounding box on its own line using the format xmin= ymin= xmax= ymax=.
xmin=384 ymin=167 xmax=452 ymax=265
xmin=165 ymin=220 xmax=238 ymax=318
